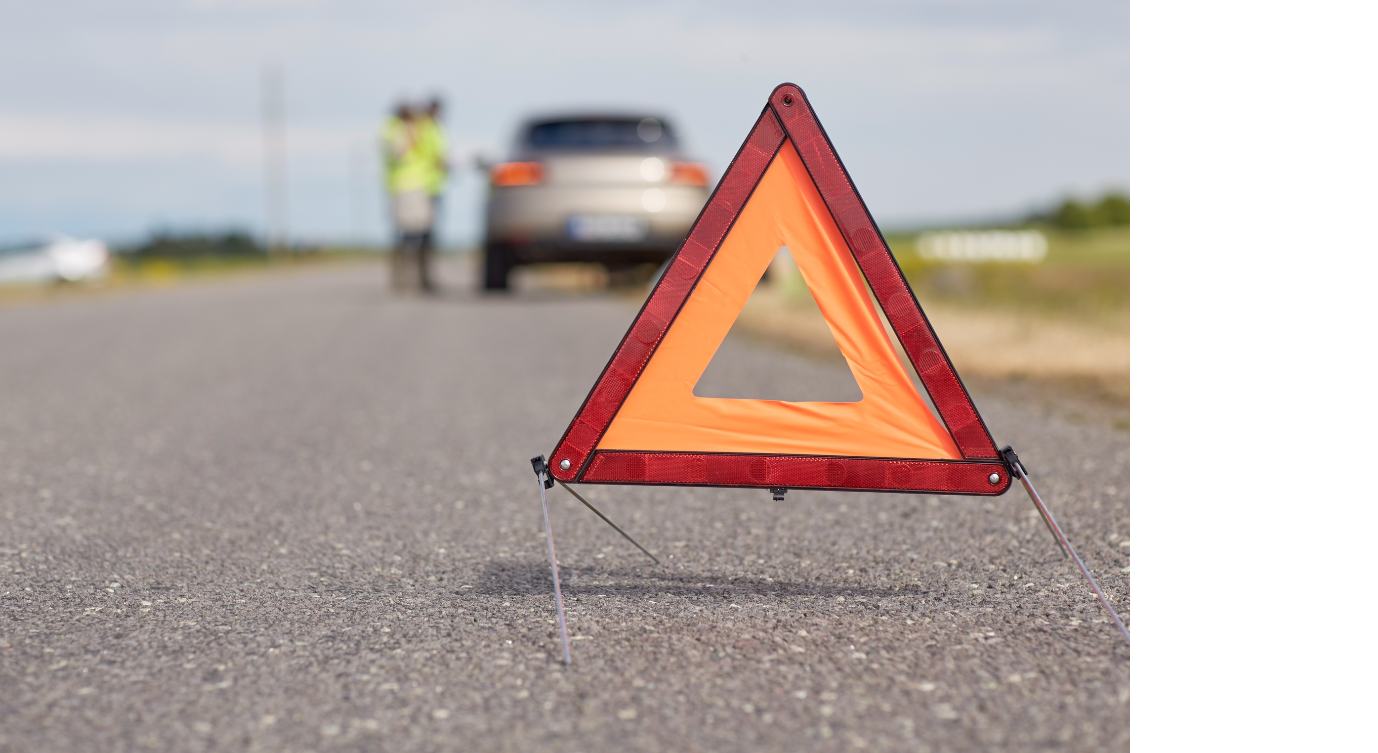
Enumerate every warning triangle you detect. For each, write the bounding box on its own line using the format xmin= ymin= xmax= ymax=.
xmin=550 ymin=83 xmax=1008 ymax=496
xmin=600 ymin=139 xmax=958 ymax=459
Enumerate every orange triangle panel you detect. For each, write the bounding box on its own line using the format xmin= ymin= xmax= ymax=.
xmin=549 ymin=83 xmax=1007 ymax=496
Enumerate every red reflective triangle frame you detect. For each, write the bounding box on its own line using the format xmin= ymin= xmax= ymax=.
xmin=549 ymin=83 xmax=1008 ymax=496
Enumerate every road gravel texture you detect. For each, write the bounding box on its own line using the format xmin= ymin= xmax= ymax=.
xmin=0 ymin=262 xmax=1129 ymax=752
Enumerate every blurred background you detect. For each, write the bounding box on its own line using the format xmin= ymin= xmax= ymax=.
xmin=0 ymin=0 xmax=1128 ymax=391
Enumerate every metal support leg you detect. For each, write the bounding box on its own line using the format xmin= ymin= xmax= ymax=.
xmin=1030 ymin=485 xmax=1071 ymax=559
xmin=533 ymin=462 xmax=572 ymax=664
xmin=1002 ymin=448 xmax=1130 ymax=646
xmin=556 ymin=480 xmax=659 ymax=565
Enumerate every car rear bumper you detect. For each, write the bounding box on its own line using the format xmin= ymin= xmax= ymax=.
xmin=484 ymin=184 xmax=707 ymax=256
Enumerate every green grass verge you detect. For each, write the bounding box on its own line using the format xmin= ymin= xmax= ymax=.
xmin=108 ymin=248 xmax=380 ymax=285
xmin=881 ymin=225 xmax=1129 ymax=317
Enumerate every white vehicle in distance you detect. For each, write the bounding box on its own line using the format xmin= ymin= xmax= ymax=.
xmin=482 ymin=114 xmax=711 ymax=290
xmin=0 ymin=235 xmax=110 ymax=285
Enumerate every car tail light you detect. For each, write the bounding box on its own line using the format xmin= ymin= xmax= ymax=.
xmin=670 ymin=162 xmax=709 ymax=186
xmin=490 ymin=162 xmax=544 ymax=187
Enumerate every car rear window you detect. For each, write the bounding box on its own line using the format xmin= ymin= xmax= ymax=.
xmin=526 ymin=118 xmax=677 ymax=149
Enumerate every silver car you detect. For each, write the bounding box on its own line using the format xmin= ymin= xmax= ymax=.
xmin=482 ymin=114 xmax=710 ymax=289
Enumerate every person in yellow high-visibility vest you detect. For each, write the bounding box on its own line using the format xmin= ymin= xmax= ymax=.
xmin=413 ymin=98 xmax=449 ymax=291
xmin=380 ymin=102 xmax=436 ymax=291
xmin=418 ymin=98 xmax=449 ymax=205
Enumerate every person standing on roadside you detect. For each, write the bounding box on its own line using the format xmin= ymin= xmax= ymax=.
xmin=380 ymin=101 xmax=435 ymax=291
xmin=413 ymin=97 xmax=449 ymax=291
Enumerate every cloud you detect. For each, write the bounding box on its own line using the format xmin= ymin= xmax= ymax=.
xmin=3 ymin=114 xmax=269 ymax=165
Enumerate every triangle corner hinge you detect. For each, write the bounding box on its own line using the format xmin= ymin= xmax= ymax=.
xmin=530 ymin=454 xmax=555 ymax=489
xmin=999 ymin=445 xmax=1028 ymax=479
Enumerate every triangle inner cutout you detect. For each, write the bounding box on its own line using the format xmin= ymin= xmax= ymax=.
xmin=693 ymin=246 xmax=864 ymax=402
xmin=597 ymin=139 xmax=960 ymax=461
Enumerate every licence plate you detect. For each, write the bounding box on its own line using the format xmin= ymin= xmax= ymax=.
xmin=566 ymin=214 xmax=648 ymax=243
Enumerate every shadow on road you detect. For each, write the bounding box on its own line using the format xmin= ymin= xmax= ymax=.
xmin=476 ymin=559 xmax=944 ymax=602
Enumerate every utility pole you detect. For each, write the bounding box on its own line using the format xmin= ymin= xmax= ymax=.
xmin=261 ymin=64 xmax=288 ymax=254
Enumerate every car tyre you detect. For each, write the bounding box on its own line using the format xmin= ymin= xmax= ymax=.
xmin=483 ymin=244 xmax=512 ymax=291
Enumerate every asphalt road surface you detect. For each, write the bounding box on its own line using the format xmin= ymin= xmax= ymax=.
xmin=0 ymin=260 xmax=1129 ymax=752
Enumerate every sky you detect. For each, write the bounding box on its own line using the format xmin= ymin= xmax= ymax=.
xmin=0 ymin=0 xmax=1128 ymax=247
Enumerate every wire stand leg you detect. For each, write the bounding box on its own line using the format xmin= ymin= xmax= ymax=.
xmin=1014 ymin=466 xmax=1130 ymax=646
xmin=1031 ymin=488 xmax=1071 ymax=559
xmin=536 ymin=472 xmax=573 ymax=664
xmin=556 ymin=480 xmax=659 ymax=565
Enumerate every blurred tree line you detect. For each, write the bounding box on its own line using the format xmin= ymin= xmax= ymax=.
xmin=121 ymin=231 xmax=264 ymax=259
xmin=1031 ymin=192 xmax=1129 ymax=229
